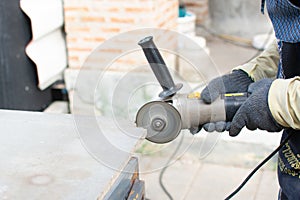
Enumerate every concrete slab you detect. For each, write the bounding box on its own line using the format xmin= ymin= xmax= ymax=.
xmin=0 ymin=110 xmax=146 ymax=199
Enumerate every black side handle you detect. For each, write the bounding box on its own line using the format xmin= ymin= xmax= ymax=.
xmin=138 ymin=36 xmax=182 ymax=98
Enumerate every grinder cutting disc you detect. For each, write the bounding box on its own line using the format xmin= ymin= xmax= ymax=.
xmin=136 ymin=101 xmax=182 ymax=144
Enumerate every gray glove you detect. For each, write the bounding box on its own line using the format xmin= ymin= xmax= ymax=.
xmin=201 ymin=70 xmax=254 ymax=103
xmin=201 ymin=70 xmax=253 ymax=132
xmin=229 ymin=78 xmax=283 ymax=136
xmin=203 ymin=121 xmax=231 ymax=132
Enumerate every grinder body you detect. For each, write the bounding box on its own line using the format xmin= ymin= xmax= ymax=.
xmin=173 ymin=94 xmax=226 ymax=129
xmin=136 ymin=92 xmax=247 ymax=143
xmin=173 ymin=93 xmax=247 ymax=130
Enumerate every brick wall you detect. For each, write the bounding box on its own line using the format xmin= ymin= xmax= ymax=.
xmin=63 ymin=0 xmax=179 ymax=114
xmin=181 ymin=0 xmax=209 ymax=25
xmin=64 ymin=0 xmax=178 ymax=70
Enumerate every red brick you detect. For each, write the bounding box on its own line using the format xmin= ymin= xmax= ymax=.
xmin=64 ymin=0 xmax=178 ymax=69
xmin=107 ymin=7 xmax=120 ymax=12
xmin=65 ymin=26 xmax=90 ymax=33
xmin=185 ymin=2 xmax=207 ymax=7
xmin=115 ymin=58 xmax=137 ymax=65
xmin=66 ymin=37 xmax=78 ymax=43
xmin=100 ymin=49 xmax=123 ymax=54
xmin=65 ymin=16 xmax=76 ymax=22
xmin=101 ymin=27 xmax=121 ymax=33
xmin=81 ymin=16 xmax=105 ymax=23
xmin=110 ymin=17 xmax=135 ymax=24
xmin=68 ymin=65 xmax=81 ymax=69
xmin=83 ymin=37 xmax=106 ymax=43
xmin=182 ymin=0 xmax=209 ymax=25
xmin=125 ymin=7 xmax=152 ymax=12
xmin=68 ymin=47 xmax=93 ymax=52
xmin=64 ymin=7 xmax=89 ymax=12
xmin=69 ymin=56 xmax=79 ymax=61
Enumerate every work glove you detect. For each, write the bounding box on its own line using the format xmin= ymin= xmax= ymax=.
xmin=229 ymin=78 xmax=283 ymax=136
xmin=201 ymin=70 xmax=254 ymax=132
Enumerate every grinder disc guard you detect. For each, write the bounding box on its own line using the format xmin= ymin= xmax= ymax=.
xmin=136 ymin=101 xmax=182 ymax=144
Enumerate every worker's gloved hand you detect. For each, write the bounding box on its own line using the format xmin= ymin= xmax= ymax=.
xmin=229 ymin=78 xmax=283 ymax=136
xmin=201 ymin=70 xmax=254 ymax=103
xmin=201 ymin=70 xmax=253 ymax=132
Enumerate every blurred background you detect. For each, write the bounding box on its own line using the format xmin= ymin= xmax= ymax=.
xmin=0 ymin=0 xmax=274 ymax=112
xmin=0 ymin=0 xmax=281 ymax=199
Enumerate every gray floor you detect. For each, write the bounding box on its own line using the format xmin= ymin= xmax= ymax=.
xmin=137 ymin=37 xmax=282 ymax=200
xmin=138 ymin=135 xmax=280 ymax=200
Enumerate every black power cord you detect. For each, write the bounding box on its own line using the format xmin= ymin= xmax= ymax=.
xmin=225 ymin=130 xmax=295 ymax=199
xmin=159 ymin=135 xmax=184 ymax=200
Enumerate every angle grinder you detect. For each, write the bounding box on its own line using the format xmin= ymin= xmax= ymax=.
xmin=136 ymin=36 xmax=248 ymax=144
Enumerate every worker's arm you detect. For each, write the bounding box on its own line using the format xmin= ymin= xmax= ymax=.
xmin=269 ymin=77 xmax=300 ymax=129
xmin=229 ymin=41 xmax=300 ymax=134
xmin=235 ymin=40 xmax=279 ymax=81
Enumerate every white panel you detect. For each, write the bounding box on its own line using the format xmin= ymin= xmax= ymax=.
xmin=26 ymin=29 xmax=67 ymax=90
xmin=20 ymin=0 xmax=67 ymax=90
xmin=20 ymin=0 xmax=64 ymax=40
